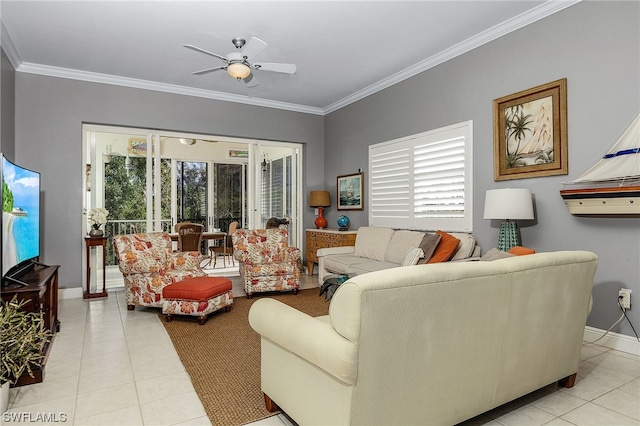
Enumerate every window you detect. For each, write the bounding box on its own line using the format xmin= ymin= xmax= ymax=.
xmin=369 ymin=120 xmax=473 ymax=232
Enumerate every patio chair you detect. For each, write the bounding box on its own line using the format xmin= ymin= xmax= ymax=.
xmin=208 ymin=221 xmax=238 ymax=268
xmin=175 ymin=222 xmax=204 ymax=252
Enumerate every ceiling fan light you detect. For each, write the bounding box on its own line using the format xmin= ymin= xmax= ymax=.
xmin=227 ymin=62 xmax=251 ymax=79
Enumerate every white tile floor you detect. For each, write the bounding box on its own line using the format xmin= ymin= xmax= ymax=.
xmin=3 ymin=272 xmax=639 ymax=426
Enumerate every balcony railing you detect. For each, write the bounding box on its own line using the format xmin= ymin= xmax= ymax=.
xmin=103 ymin=219 xmax=172 ymax=265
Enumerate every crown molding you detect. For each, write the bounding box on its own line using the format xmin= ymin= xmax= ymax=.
xmin=3 ymin=1 xmax=579 ymax=116
xmin=1 ymin=20 xmax=21 ymax=69
xmin=14 ymin=62 xmax=325 ymax=115
xmin=323 ymin=0 xmax=581 ymax=114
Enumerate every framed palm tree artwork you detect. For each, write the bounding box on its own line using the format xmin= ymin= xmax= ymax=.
xmin=493 ymin=78 xmax=568 ymax=181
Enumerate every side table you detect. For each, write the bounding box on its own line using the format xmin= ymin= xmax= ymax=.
xmin=305 ymin=229 xmax=357 ymax=275
xmin=84 ymin=236 xmax=108 ymax=299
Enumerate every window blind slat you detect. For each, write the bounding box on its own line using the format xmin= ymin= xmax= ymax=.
xmin=369 ymin=121 xmax=473 ymax=231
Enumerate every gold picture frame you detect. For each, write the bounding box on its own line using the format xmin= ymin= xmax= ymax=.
xmin=493 ymin=78 xmax=568 ymax=181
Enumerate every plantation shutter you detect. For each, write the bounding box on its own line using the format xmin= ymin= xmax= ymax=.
xmin=369 ymin=121 xmax=473 ymax=231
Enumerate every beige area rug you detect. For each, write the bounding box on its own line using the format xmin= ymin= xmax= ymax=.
xmin=159 ymin=288 xmax=330 ymax=426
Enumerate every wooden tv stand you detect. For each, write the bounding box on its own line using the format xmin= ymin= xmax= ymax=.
xmin=1 ymin=264 xmax=60 ymax=387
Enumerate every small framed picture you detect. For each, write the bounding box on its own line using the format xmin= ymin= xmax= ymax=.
xmin=337 ymin=172 xmax=364 ymax=210
xmin=493 ymin=78 xmax=568 ymax=181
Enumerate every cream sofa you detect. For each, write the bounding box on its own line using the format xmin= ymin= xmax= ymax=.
xmin=316 ymin=226 xmax=480 ymax=284
xmin=249 ymin=250 xmax=598 ymax=425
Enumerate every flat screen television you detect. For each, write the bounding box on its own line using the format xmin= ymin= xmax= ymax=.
xmin=1 ymin=153 xmax=41 ymax=284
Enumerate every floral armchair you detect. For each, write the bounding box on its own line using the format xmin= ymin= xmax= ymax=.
xmin=232 ymin=228 xmax=301 ymax=298
xmin=113 ymin=232 xmax=206 ymax=310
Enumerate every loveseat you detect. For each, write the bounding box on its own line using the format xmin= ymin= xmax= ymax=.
xmin=249 ymin=250 xmax=598 ymax=425
xmin=317 ymin=226 xmax=480 ymax=284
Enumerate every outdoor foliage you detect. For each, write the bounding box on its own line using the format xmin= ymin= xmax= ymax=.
xmin=104 ymin=156 xmax=171 ymax=226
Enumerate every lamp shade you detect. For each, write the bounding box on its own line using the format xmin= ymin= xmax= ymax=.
xmin=309 ymin=190 xmax=330 ymax=207
xmin=483 ymin=188 xmax=534 ymax=220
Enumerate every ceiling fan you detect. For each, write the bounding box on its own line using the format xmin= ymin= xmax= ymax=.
xmin=184 ymin=37 xmax=296 ymax=88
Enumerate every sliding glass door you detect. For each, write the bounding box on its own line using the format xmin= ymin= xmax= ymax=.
xmin=83 ymin=125 xmax=302 ymax=288
xmin=257 ymin=144 xmax=301 ymax=246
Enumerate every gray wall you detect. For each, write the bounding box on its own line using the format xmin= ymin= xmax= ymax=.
xmin=1 ymin=48 xmax=15 ymax=158
xmin=324 ymin=1 xmax=640 ymax=337
xmin=13 ymin=75 xmax=324 ymax=289
xmin=8 ymin=2 xmax=639 ymax=338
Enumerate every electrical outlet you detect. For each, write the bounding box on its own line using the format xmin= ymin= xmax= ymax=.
xmin=619 ymin=288 xmax=631 ymax=310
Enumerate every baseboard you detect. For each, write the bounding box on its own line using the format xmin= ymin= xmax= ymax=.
xmin=583 ymin=326 xmax=640 ymax=355
xmin=59 ymin=287 xmax=83 ymax=299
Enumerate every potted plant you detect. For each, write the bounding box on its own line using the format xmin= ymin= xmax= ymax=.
xmin=88 ymin=207 xmax=109 ymax=237
xmin=0 ymin=296 xmax=52 ymax=413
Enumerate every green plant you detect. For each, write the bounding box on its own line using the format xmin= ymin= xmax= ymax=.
xmin=0 ymin=296 xmax=52 ymax=385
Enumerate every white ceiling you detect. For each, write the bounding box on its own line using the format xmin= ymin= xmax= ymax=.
xmin=1 ymin=1 xmax=578 ymax=115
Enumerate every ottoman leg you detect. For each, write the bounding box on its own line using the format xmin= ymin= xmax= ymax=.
xmin=198 ymin=315 xmax=207 ymax=325
xmin=165 ymin=314 xmax=173 ymax=322
xmin=225 ymin=305 xmax=232 ymax=312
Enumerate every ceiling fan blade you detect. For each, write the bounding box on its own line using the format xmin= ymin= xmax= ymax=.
xmin=192 ymin=66 xmax=226 ymax=75
xmin=183 ymin=44 xmax=228 ymax=63
xmin=241 ymin=37 xmax=267 ymax=59
xmin=253 ymin=62 xmax=296 ymax=74
xmin=244 ymin=73 xmax=260 ymax=88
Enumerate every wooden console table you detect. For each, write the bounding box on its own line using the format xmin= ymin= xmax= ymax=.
xmin=305 ymin=229 xmax=357 ymax=275
xmin=1 ymin=264 xmax=60 ymax=386
xmin=85 ymin=236 xmax=108 ymax=298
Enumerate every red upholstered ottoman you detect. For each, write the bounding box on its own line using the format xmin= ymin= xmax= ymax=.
xmin=162 ymin=277 xmax=233 ymax=325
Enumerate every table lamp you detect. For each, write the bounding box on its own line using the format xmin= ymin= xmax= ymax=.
xmin=483 ymin=188 xmax=534 ymax=251
xmin=309 ymin=190 xmax=331 ymax=229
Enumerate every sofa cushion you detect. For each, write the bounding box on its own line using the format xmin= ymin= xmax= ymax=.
xmin=427 ymin=231 xmax=460 ymax=263
xmin=384 ymin=230 xmax=426 ymax=263
xmin=449 ymin=233 xmax=478 ymax=261
xmin=418 ymin=233 xmax=441 ymax=264
xmin=481 ymin=247 xmax=516 ymax=261
xmin=353 ymin=226 xmax=395 ymax=262
xmin=351 ymin=261 xmax=399 ymax=275
xmin=401 ymin=247 xmax=424 ymax=266
xmin=324 ymin=255 xmax=371 ymax=275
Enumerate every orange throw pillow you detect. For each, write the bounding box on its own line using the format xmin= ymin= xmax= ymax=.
xmin=508 ymin=246 xmax=536 ymax=256
xmin=427 ymin=231 xmax=460 ymax=263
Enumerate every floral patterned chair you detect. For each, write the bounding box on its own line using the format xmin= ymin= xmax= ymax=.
xmin=113 ymin=232 xmax=206 ymax=310
xmin=232 ymin=228 xmax=301 ymax=298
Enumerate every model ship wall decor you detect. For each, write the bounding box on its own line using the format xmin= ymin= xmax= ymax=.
xmin=560 ymin=112 xmax=640 ymax=216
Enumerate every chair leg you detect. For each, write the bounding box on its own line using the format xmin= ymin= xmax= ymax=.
xmin=264 ymin=393 xmax=279 ymax=412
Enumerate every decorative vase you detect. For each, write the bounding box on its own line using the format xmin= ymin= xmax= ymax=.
xmin=89 ymin=228 xmax=103 ymax=237
xmin=337 ymin=215 xmax=350 ymax=231
xmin=314 ymin=207 xmax=328 ymax=229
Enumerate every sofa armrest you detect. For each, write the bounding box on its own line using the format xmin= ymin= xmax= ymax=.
xmin=317 ymin=246 xmax=355 ymax=257
xmin=249 ymin=298 xmax=358 ymax=386
xmin=284 ymin=247 xmax=302 ymax=263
